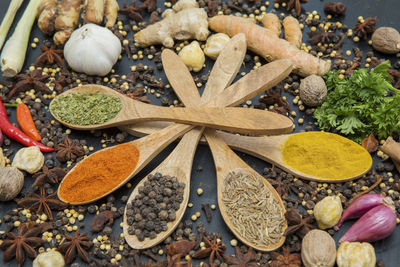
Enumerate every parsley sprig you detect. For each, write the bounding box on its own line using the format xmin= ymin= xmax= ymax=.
xmin=314 ymin=61 xmax=400 ymax=143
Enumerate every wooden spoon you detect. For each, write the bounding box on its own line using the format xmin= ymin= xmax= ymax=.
xmin=123 ymin=34 xmax=248 ymax=249
xmin=214 ymin=131 xmax=372 ymax=182
xmin=204 ymin=128 xmax=287 ymax=252
xmin=49 ymin=84 xmax=293 ymax=135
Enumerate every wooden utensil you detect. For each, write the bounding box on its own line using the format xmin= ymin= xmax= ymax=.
xmin=123 ymin=34 xmax=248 ymax=249
xmin=49 ymin=84 xmax=293 ymax=135
xmin=119 ymin=57 xmax=294 ymax=135
xmin=204 ymin=128 xmax=287 ymax=252
xmin=214 ymin=131 xmax=372 ymax=182
xmin=58 ymin=44 xmax=293 ymax=205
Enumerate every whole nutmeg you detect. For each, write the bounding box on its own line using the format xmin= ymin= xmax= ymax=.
xmin=372 ymin=27 xmax=400 ymax=54
xmin=0 ymin=167 xmax=24 ymax=201
xmin=302 ymin=229 xmax=336 ymax=267
xmin=299 ymin=75 xmax=327 ymax=107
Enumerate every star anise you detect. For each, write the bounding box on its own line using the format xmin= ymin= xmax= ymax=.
xmin=259 ymin=88 xmax=290 ymax=115
xmin=353 ymin=16 xmax=377 ymax=39
xmin=274 ymin=0 xmax=308 ymax=16
xmin=192 ymin=236 xmax=226 ymax=264
xmin=18 ymin=187 xmax=68 ymax=221
xmin=54 ymin=74 xmax=67 ymax=92
xmin=308 ymin=28 xmax=336 ymax=45
xmin=90 ymin=210 xmax=118 ymax=232
xmin=0 ymin=222 xmax=52 ymax=267
xmin=119 ymin=0 xmax=157 ymax=21
xmin=56 ymin=137 xmax=85 ymax=163
xmin=8 ymin=69 xmax=51 ymax=98
xmin=32 ymin=165 xmax=67 ymax=188
xmin=58 ymin=230 xmax=93 ymax=264
xmin=266 ymin=173 xmax=292 ymax=198
xmin=223 ymin=247 xmax=258 ymax=267
xmin=270 ymin=247 xmax=301 ymax=267
xmin=323 ymin=2 xmax=346 ymax=16
xmin=35 ymin=45 xmax=64 ymax=67
xmin=284 ymin=208 xmax=315 ymax=238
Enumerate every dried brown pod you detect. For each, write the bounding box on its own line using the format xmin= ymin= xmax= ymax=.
xmin=372 ymin=27 xmax=400 ymax=54
xmin=301 ymin=229 xmax=336 ymax=267
xmin=323 ymin=2 xmax=346 ymax=16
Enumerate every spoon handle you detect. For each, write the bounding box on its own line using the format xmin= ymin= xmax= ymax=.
xmin=129 ymin=103 xmax=293 ymax=135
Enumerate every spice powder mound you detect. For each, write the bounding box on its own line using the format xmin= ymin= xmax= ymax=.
xmin=59 ymin=142 xmax=140 ymax=203
xmin=281 ymin=132 xmax=372 ymax=180
xmin=222 ymin=170 xmax=285 ymax=247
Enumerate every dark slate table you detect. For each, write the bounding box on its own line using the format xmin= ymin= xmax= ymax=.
xmin=0 ymin=0 xmax=400 ymax=266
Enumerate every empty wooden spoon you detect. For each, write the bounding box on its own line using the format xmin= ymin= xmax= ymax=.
xmin=49 ymin=84 xmax=293 ymax=135
xmin=204 ymin=128 xmax=287 ymax=252
xmin=123 ymin=33 xmax=248 ymax=250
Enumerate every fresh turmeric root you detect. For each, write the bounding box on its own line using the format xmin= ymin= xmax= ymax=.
xmin=37 ymin=0 xmax=58 ymax=35
xmin=54 ymin=0 xmax=82 ymax=45
xmin=104 ymin=0 xmax=119 ymax=28
xmin=134 ymin=0 xmax=209 ymax=48
xmin=82 ymin=0 xmax=104 ymax=24
xmin=209 ymin=15 xmax=330 ymax=76
xmin=282 ymin=16 xmax=302 ymax=48
xmin=261 ymin=13 xmax=281 ymax=37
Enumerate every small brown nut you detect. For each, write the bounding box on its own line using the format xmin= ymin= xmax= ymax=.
xmin=372 ymin=27 xmax=400 ymax=54
xmin=0 ymin=167 xmax=24 ymax=201
xmin=299 ymin=74 xmax=327 ymax=107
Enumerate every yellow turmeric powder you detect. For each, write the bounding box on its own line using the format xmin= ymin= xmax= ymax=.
xmin=282 ymin=132 xmax=372 ymax=180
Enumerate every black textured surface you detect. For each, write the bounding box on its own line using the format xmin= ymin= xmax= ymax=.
xmin=0 ymin=0 xmax=400 ymax=266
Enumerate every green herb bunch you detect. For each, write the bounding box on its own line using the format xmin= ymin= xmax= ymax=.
xmin=314 ymin=61 xmax=400 ymax=143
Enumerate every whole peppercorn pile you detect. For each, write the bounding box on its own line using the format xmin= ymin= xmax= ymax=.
xmin=125 ymin=172 xmax=185 ymax=241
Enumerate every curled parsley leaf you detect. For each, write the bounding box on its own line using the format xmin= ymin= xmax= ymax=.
xmin=314 ymin=61 xmax=400 ymax=143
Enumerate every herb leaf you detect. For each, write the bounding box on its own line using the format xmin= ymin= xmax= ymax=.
xmin=314 ymin=61 xmax=400 ymax=142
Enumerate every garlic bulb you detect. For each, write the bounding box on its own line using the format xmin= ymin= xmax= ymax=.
xmin=178 ymin=41 xmax=205 ymax=72
xmin=314 ymin=195 xmax=342 ymax=229
xmin=64 ymin=24 xmax=121 ymax=76
xmin=337 ymin=241 xmax=376 ymax=267
xmin=12 ymin=146 xmax=44 ymax=174
xmin=33 ymin=250 xmax=65 ymax=267
xmin=204 ymin=33 xmax=230 ymax=60
xmin=301 ymin=229 xmax=336 ymax=267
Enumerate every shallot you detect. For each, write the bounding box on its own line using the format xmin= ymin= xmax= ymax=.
xmin=0 ymin=128 xmax=3 ymax=146
xmin=339 ymin=204 xmax=396 ymax=243
xmin=335 ymin=193 xmax=392 ymax=230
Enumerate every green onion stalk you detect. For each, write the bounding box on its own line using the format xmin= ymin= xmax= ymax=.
xmin=0 ymin=0 xmax=24 ymax=51
xmin=1 ymin=0 xmax=43 ymax=77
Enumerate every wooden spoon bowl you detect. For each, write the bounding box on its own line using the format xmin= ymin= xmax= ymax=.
xmin=49 ymin=84 xmax=294 ymax=135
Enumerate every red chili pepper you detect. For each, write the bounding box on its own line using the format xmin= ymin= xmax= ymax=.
xmin=0 ymin=97 xmax=54 ymax=152
xmin=17 ymin=103 xmax=42 ymax=141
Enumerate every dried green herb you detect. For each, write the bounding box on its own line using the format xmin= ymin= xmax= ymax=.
xmin=50 ymin=92 xmax=122 ymax=125
xmin=222 ymin=171 xmax=285 ymax=247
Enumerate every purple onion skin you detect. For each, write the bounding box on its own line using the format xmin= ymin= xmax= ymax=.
xmin=339 ymin=204 xmax=397 ymax=243
xmin=334 ymin=194 xmax=390 ymax=230
xmin=0 ymin=128 xmax=3 ymax=146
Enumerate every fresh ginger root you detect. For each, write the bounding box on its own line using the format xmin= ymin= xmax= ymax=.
xmin=54 ymin=0 xmax=82 ymax=45
xmin=104 ymin=0 xmax=118 ymax=28
xmin=37 ymin=0 xmax=58 ymax=35
xmin=282 ymin=16 xmax=302 ymax=48
xmin=134 ymin=0 xmax=209 ymax=48
xmin=172 ymin=0 xmax=198 ymax=12
xmin=82 ymin=0 xmax=104 ymax=24
xmin=261 ymin=13 xmax=281 ymax=37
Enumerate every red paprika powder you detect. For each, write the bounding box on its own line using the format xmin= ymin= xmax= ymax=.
xmin=58 ymin=142 xmax=140 ymax=203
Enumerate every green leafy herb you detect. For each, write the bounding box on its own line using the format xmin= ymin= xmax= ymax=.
xmin=51 ymin=92 xmax=122 ymax=125
xmin=314 ymin=61 xmax=400 ymax=143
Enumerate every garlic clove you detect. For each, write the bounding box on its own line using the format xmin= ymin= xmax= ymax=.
xmin=313 ymin=195 xmax=342 ymax=229
xmin=204 ymin=33 xmax=230 ymax=60
xmin=178 ymin=40 xmax=205 ymax=72
xmin=336 ymin=241 xmax=376 ymax=267
xmin=12 ymin=146 xmax=44 ymax=174
xmin=33 ymin=250 xmax=65 ymax=267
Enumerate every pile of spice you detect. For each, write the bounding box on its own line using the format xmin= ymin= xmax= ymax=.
xmin=222 ymin=170 xmax=285 ymax=247
xmin=58 ymin=142 xmax=139 ymax=203
xmin=125 ymin=172 xmax=185 ymax=241
xmin=281 ymin=132 xmax=372 ymax=180
xmin=50 ymin=92 xmax=122 ymax=125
